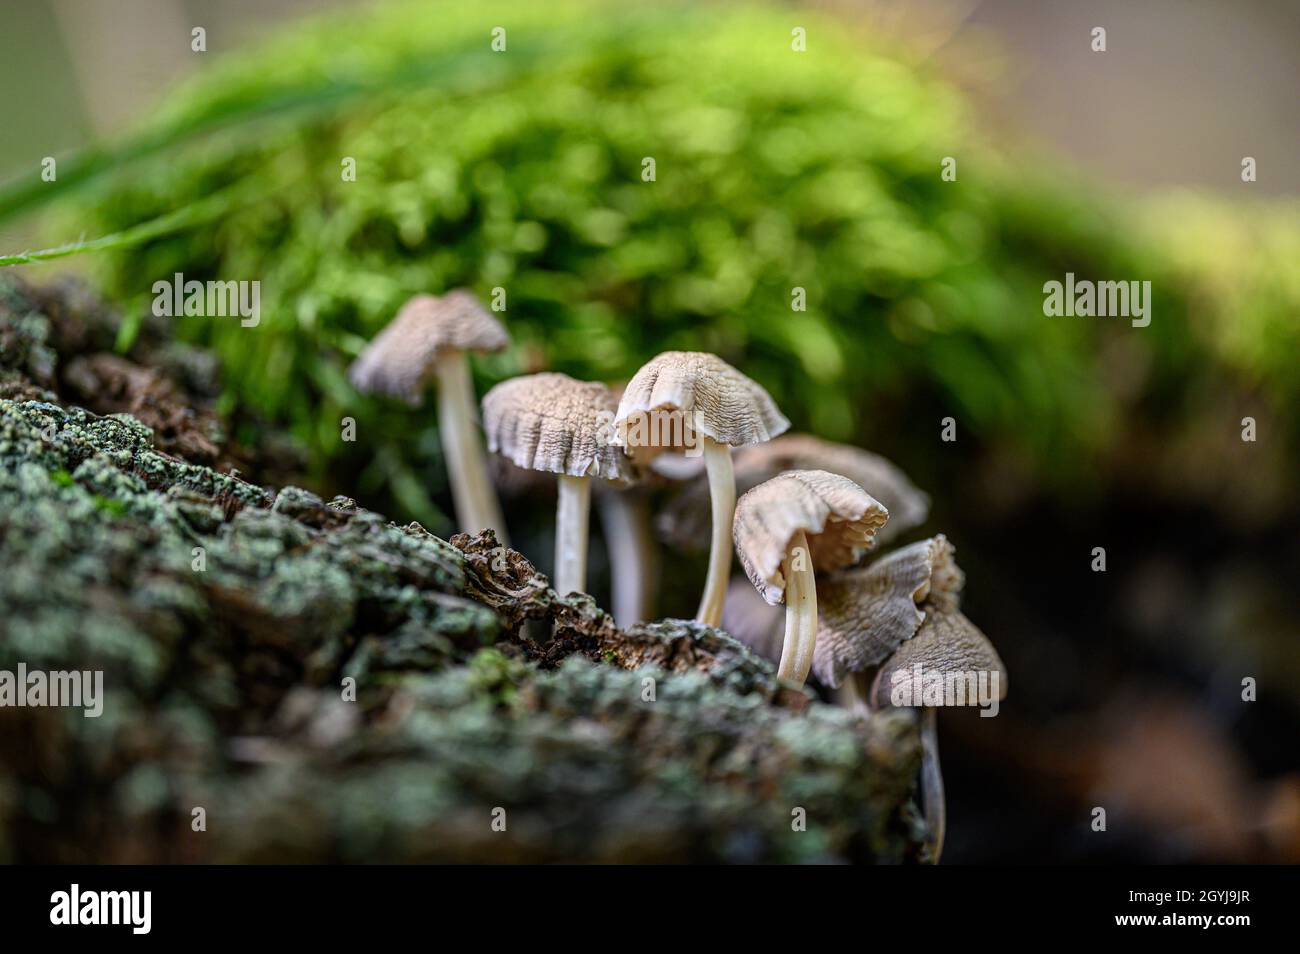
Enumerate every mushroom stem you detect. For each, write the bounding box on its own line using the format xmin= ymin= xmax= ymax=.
xmin=434 ymin=350 xmax=509 ymax=545
xmin=554 ymin=474 xmax=591 ymax=596
xmin=919 ymin=706 xmax=946 ymax=862
xmin=598 ymin=490 xmax=657 ymax=627
xmin=834 ymin=672 xmax=872 ymax=715
xmin=695 ymin=435 xmax=734 ymax=627
xmin=776 ymin=529 xmax=818 ymax=685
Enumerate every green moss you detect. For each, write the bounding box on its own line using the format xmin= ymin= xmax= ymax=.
xmin=90 ymin=494 xmax=127 ymax=516
xmin=466 ymin=647 xmax=528 ymax=706
xmin=37 ymin=0 xmax=1293 ymax=526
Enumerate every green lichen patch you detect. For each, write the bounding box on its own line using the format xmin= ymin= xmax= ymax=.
xmin=203 ymin=658 xmax=921 ymax=863
xmin=1 ymin=383 xmax=924 ymax=862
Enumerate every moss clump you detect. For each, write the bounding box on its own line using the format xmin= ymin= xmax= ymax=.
xmin=47 ymin=0 xmax=1295 ymax=528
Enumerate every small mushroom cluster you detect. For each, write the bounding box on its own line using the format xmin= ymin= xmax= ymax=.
xmin=350 ymin=291 xmax=1006 ymax=861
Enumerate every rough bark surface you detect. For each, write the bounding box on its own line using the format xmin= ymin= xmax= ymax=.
xmin=0 ymin=278 xmax=925 ymax=863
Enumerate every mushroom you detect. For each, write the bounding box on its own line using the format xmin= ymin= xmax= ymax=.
xmin=596 ymin=482 xmax=659 ymax=627
xmin=870 ymin=607 xmax=1007 ymax=862
xmin=733 ymin=470 xmax=888 ymax=685
xmin=659 ymin=433 xmax=929 ymax=553
xmin=592 ymin=380 xmax=662 ymax=628
xmin=813 ymin=535 xmax=963 ymax=712
xmin=494 ymin=447 xmax=658 ymax=627
xmin=348 ymin=290 xmax=510 ymax=542
xmin=613 ymin=351 xmax=789 ymax=627
xmin=720 ymin=577 xmax=786 ymax=662
xmin=481 ymin=373 xmax=631 ymax=596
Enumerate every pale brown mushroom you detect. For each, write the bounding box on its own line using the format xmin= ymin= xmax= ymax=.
xmin=659 ymin=433 xmax=929 ymax=552
xmin=720 ymin=577 xmax=785 ymax=663
xmin=497 ymin=442 xmax=660 ymax=627
xmin=814 ymin=535 xmax=963 ymax=711
xmin=492 ymin=429 xmax=658 ymax=627
xmin=596 ymin=482 xmax=659 ymax=627
xmin=593 ymin=381 xmax=661 ymax=628
xmin=348 ymin=290 xmax=510 ymax=542
xmin=871 ymin=607 xmax=1008 ymax=862
xmin=733 ymin=470 xmax=888 ymax=685
xmin=481 ymin=373 xmax=631 ymax=596
xmin=613 ymin=351 xmax=788 ymax=626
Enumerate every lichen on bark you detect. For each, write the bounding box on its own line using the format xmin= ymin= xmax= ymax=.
xmin=0 ymin=279 xmax=926 ymax=863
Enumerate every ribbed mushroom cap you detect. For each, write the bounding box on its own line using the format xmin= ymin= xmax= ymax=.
xmin=870 ymin=608 xmax=1008 ymax=708
xmin=720 ymin=577 xmax=784 ymax=663
xmin=659 ymin=433 xmax=929 ymax=550
xmin=613 ymin=351 xmax=789 ymax=456
xmin=348 ymin=291 xmax=509 ymax=405
xmin=811 ymin=535 xmax=962 ymax=688
xmin=733 ymin=470 xmax=889 ymax=605
xmin=482 ymin=373 xmax=632 ymax=482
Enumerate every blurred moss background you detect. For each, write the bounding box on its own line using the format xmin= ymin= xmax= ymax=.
xmin=2 ymin=0 xmax=1294 ymax=532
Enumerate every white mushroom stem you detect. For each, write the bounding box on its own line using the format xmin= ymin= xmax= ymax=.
xmin=695 ymin=435 xmax=734 ymax=627
xmin=598 ymin=490 xmax=657 ymax=627
xmin=434 ymin=350 xmax=509 ymax=545
xmin=834 ymin=672 xmax=872 ymax=716
xmin=554 ymin=475 xmax=591 ymax=596
xmin=920 ymin=707 xmax=946 ymax=862
xmin=776 ymin=530 xmax=818 ymax=685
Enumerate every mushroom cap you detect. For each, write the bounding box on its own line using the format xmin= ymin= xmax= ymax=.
xmin=733 ymin=469 xmax=889 ymax=605
xmin=659 ymin=433 xmax=929 ymax=550
xmin=647 ymin=451 xmax=706 ymax=483
xmin=811 ymin=535 xmax=962 ymax=688
xmin=870 ymin=608 xmax=1008 ymax=708
xmin=481 ymin=372 xmax=632 ymax=482
xmin=720 ymin=577 xmax=785 ymax=663
xmin=347 ymin=290 xmax=509 ymax=405
xmin=612 ymin=351 xmax=789 ymax=455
